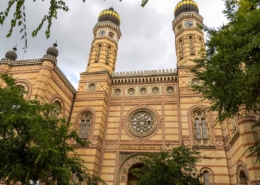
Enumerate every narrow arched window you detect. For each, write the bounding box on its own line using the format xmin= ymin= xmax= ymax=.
xmin=195 ymin=118 xmax=201 ymax=139
xmin=179 ymin=39 xmax=184 ymax=59
xmin=105 ymin=46 xmax=111 ymax=64
xmin=199 ymin=37 xmax=204 ymax=49
xmin=52 ymin=101 xmax=62 ymax=118
xmin=95 ymin=44 xmax=101 ymax=62
xmin=203 ymin=171 xmax=210 ymax=185
xmin=79 ymin=112 xmax=92 ymax=139
xmin=189 ymin=36 xmax=195 ymax=55
xmin=201 ymin=118 xmax=208 ymax=139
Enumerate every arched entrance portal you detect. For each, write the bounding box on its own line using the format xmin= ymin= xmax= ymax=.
xmin=118 ymin=155 xmax=144 ymax=185
xmin=127 ymin=163 xmax=144 ymax=185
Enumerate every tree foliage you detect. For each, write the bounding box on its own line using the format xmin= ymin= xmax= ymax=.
xmin=130 ymin=146 xmax=202 ymax=185
xmin=0 ymin=74 xmax=106 ymax=185
xmin=191 ymin=0 xmax=260 ymax=159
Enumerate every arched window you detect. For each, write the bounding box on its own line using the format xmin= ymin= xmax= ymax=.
xmin=203 ymin=171 xmax=210 ymax=185
xmin=179 ymin=39 xmax=184 ymax=59
xmin=105 ymin=46 xmax=111 ymax=64
xmin=16 ymin=85 xmax=26 ymax=98
xmin=95 ymin=44 xmax=101 ymax=62
xmin=199 ymin=37 xmax=204 ymax=49
xmin=52 ymin=101 xmax=62 ymax=118
xmin=189 ymin=36 xmax=195 ymax=55
xmin=192 ymin=109 xmax=210 ymax=145
xmin=79 ymin=112 xmax=92 ymax=139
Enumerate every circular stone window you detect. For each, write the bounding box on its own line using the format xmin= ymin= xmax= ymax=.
xmin=166 ymin=86 xmax=174 ymax=93
xmin=152 ymin=87 xmax=159 ymax=94
xmin=140 ymin=87 xmax=147 ymax=94
xmin=127 ymin=109 xmax=157 ymax=137
xmin=114 ymin=88 xmax=121 ymax=95
xmin=192 ymin=78 xmax=199 ymax=85
xmin=128 ymin=88 xmax=135 ymax=95
xmin=89 ymin=83 xmax=96 ymax=90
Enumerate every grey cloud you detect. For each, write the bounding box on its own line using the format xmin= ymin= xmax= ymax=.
xmin=0 ymin=0 xmax=227 ymax=88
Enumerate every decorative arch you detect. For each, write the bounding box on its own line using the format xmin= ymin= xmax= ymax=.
xmin=236 ymin=161 xmax=249 ymax=185
xmin=105 ymin=45 xmax=111 ymax=64
xmin=15 ymin=79 xmax=32 ymax=100
xmin=49 ymin=94 xmax=66 ymax=118
xmin=95 ymin=43 xmax=103 ymax=62
xmin=123 ymin=106 xmax=162 ymax=141
xmin=74 ymin=108 xmax=96 ymax=140
xmin=178 ymin=38 xmax=184 ymax=59
xmin=198 ymin=36 xmax=204 ymax=49
xmin=187 ymin=105 xmax=214 ymax=146
xmin=187 ymin=35 xmax=195 ymax=55
xmin=200 ymin=167 xmax=215 ymax=185
xmin=118 ymin=154 xmax=145 ymax=185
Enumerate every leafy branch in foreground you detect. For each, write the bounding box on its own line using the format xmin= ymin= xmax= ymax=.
xmin=0 ymin=73 xmax=106 ymax=185
xmin=191 ymin=0 xmax=260 ymax=159
xmin=130 ymin=146 xmax=203 ymax=185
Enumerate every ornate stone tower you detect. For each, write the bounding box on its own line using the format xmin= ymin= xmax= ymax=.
xmin=172 ymin=0 xmax=204 ymax=67
xmin=86 ymin=7 xmax=122 ymax=74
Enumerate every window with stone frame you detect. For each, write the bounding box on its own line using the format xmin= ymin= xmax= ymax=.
xmin=189 ymin=35 xmax=195 ymax=55
xmin=192 ymin=109 xmax=211 ymax=145
xmin=78 ymin=112 xmax=92 ymax=139
xmin=52 ymin=101 xmax=62 ymax=118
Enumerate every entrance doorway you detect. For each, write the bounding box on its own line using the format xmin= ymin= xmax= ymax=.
xmin=239 ymin=170 xmax=248 ymax=185
xmin=127 ymin=163 xmax=144 ymax=185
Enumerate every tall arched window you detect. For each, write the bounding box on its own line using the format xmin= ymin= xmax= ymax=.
xmin=16 ymin=85 xmax=26 ymax=98
xmin=179 ymin=39 xmax=184 ymax=59
xmin=203 ymin=171 xmax=210 ymax=185
xmin=105 ymin=46 xmax=111 ymax=64
xmin=95 ymin=44 xmax=101 ymax=62
xmin=189 ymin=36 xmax=195 ymax=55
xmin=79 ymin=112 xmax=92 ymax=139
xmin=192 ymin=109 xmax=210 ymax=145
xmin=52 ymin=101 xmax=62 ymax=118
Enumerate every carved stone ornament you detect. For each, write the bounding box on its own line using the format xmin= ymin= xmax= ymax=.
xmin=127 ymin=109 xmax=157 ymax=137
xmin=128 ymin=88 xmax=135 ymax=95
xmin=152 ymin=87 xmax=160 ymax=94
xmin=114 ymin=88 xmax=121 ymax=95
xmin=166 ymin=86 xmax=174 ymax=93
xmin=86 ymin=82 xmax=97 ymax=92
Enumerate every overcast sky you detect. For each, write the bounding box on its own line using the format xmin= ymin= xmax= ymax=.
xmin=0 ymin=0 xmax=227 ymax=88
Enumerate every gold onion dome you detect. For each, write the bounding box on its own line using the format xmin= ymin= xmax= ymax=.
xmin=174 ymin=0 xmax=199 ymax=17
xmin=98 ymin=7 xmax=120 ymax=26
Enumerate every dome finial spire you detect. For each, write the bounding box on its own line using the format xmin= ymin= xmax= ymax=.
xmin=174 ymin=0 xmax=199 ymax=17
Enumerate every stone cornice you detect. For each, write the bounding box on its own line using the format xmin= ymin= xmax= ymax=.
xmin=93 ymin=21 xmax=122 ymax=38
xmin=111 ymin=69 xmax=178 ymax=85
xmin=0 ymin=58 xmax=42 ymax=65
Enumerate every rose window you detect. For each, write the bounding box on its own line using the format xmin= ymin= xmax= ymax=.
xmin=127 ymin=110 xmax=157 ymax=137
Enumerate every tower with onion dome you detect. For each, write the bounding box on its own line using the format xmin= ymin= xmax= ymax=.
xmin=86 ymin=7 xmax=121 ymax=74
xmin=172 ymin=0 xmax=204 ymax=67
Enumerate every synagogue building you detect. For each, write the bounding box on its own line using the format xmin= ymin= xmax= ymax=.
xmin=1 ymin=0 xmax=260 ymax=184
